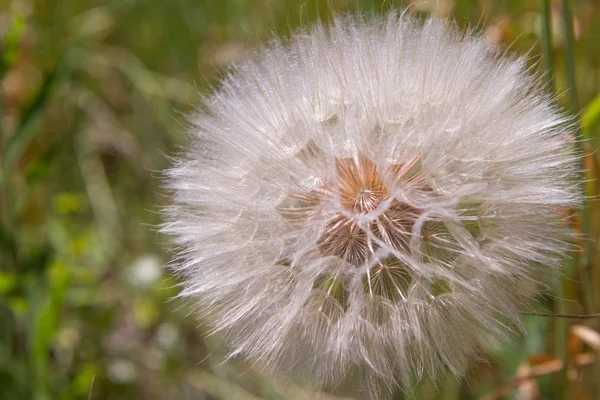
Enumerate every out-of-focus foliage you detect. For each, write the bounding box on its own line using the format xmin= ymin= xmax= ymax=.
xmin=1 ymin=0 xmax=599 ymax=399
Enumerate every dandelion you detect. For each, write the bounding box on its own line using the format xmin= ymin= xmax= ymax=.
xmin=164 ymin=12 xmax=581 ymax=398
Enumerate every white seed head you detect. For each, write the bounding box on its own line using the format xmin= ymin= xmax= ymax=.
xmin=163 ymin=12 xmax=581 ymax=398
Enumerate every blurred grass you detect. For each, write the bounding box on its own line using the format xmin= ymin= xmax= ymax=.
xmin=1 ymin=0 xmax=600 ymax=399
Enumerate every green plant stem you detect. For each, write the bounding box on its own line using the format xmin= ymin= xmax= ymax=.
xmin=557 ymin=3 xmax=574 ymax=391
xmin=561 ymin=0 xmax=579 ymax=113
xmin=540 ymin=0 xmax=554 ymax=92
xmin=560 ymin=0 xmax=596 ymax=313
xmin=555 ymin=271 xmax=570 ymax=397
xmin=521 ymin=311 xmax=600 ymax=318
xmin=557 ymin=2 xmax=594 ymax=398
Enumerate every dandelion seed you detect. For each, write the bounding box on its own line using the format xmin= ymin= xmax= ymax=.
xmin=163 ymin=12 xmax=581 ymax=398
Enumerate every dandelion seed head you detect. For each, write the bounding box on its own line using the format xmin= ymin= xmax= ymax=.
xmin=164 ymin=12 xmax=581 ymax=398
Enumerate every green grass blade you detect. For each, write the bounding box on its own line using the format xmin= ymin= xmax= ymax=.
xmin=2 ymin=62 xmax=61 ymax=172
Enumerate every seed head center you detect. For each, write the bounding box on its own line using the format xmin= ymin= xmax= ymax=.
xmin=336 ymin=157 xmax=388 ymax=213
xmin=280 ymin=155 xmax=421 ymax=267
xmin=312 ymin=157 xmax=418 ymax=266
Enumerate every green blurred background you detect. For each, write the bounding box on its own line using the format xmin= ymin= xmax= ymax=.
xmin=1 ymin=0 xmax=600 ymax=399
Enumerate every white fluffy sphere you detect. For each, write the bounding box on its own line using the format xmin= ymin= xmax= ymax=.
xmin=164 ymin=13 xmax=581 ymax=398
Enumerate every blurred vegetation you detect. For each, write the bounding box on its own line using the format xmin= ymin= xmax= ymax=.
xmin=1 ymin=0 xmax=600 ymax=399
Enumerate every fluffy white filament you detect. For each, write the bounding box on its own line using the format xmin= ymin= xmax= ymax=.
xmin=164 ymin=13 xmax=581 ymax=398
